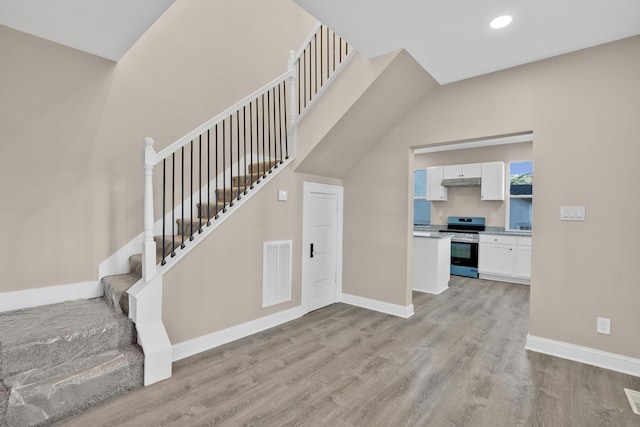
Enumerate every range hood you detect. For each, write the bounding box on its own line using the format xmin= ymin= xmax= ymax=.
xmin=440 ymin=177 xmax=482 ymax=188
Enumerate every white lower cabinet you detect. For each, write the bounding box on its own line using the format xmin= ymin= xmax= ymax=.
xmin=413 ymin=235 xmax=451 ymax=294
xmin=479 ymin=234 xmax=531 ymax=285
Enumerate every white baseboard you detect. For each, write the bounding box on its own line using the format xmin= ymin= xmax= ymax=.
xmin=479 ymin=273 xmax=530 ymax=285
xmin=0 ymin=281 xmax=102 ymax=313
xmin=413 ymin=286 xmax=448 ymax=295
xmin=341 ymin=293 xmax=414 ymax=319
xmin=526 ymin=334 xmax=640 ymax=377
xmin=172 ymin=306 xmax=306 ymax=362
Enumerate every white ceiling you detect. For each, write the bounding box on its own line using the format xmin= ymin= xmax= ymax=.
xmin=294 ymin=0 xmax=640 ymax=84
xmin=0 ymin=0 xmax=175 ymax=61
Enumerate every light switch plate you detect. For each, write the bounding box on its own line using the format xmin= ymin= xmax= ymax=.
xmin=560 ymin=206 xmax=586 ymax=221
xmin=278 ymin=190 xmax=288 ymax=201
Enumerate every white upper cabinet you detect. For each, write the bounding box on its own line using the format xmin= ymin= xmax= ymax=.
xmin=426 ymin=166 xmax=448 ymax=201
xmin=481 ymin=161 xmax=505 ymax=201
xmin=443 ymin=163 xmax=482 ymax=179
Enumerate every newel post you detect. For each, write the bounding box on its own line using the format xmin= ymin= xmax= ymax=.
xmin=142 ymin=137 xmax=157 ymax=282
xmin=288 ymin=50 xmax=297 ymax=126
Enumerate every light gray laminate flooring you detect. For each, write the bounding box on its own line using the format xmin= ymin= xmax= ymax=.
xmin=55 ymin=277 xmax=640 ymax=426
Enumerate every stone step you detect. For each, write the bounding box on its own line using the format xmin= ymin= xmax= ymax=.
xmin=0 ymin=298 xmax=136 ymax=380
xmin=2 ymin=344 xmax=143 ymax=426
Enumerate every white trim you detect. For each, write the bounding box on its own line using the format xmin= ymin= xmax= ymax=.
xmin=0 ymin=281 xmax=102 ymax=313
xmin=172 ymin=306 xmax=305 ymax=362
xmin=295 ymin=51 xmax=357 ymax=124
xmin=341 ymin=293 xmax=414 ymax=319
xmin=414 ymin=131 xmax=533 ymax=154
xmin=412 ymin=287 xmax=449 ymax=295
xmin=262 ymin=240 xmax=293 ymax=308
xmin=624 ymin=388 xmax=640 ymax=415
xmin=99 ymin=234 xmax=143 ymax=279
xmin=525 ymin=334 xmax=640 ymax=377
xmin=302 ymin=182 xmax=344 ymax=314
xmin=479 ymin=273 xmax=530 ymax=286
xmin=293 ymin=22 xmax=323 ymax=60
xmin=153 ymin=73 xmax=293 ymax=164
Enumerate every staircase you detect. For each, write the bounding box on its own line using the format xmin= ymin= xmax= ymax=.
xmin=0 ymin=22 xmax=352 ymax=426
xmin=0 ymin=160 xmax=279 ymax=427
xmin=104 ymin=160 xmax=280 ymax=312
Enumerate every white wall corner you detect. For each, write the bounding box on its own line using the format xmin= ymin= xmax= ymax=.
xmin=172 ymin=306 xmax=306 ymax=362
xmin=137 ymin=319 xmax=172 ymax=386
xmin=340 ymin=293 xmax=414 ymax=319
xmin=525 ymin=334 xmax=640 ymax=377
xmin=0 ymin=281 xmax=102 ymax=313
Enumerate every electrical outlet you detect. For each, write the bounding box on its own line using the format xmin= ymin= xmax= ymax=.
xmin=597 ymin=317 xmax=611 ymax=335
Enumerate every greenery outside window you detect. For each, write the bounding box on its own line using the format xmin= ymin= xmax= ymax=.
xmin=508 ymin=161 xmax=533 ymax=231
xmin=413 ymin=169 xmax=431 ymax=225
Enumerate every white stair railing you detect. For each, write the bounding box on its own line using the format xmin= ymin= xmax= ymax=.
xmin=130 ymin=24 xmax=351 ymax=386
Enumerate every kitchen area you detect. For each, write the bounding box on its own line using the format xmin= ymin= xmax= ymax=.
xmin=412 ymin=137 xmax=533 ymax=294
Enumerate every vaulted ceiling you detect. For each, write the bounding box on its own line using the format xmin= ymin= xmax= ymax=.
xmin=294 ymin=0 xmax=640 ymax=84
xmin=0 ymin=0 xmax=175 ymax=61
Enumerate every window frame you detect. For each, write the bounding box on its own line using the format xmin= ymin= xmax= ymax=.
xmin=413 ymin=168 xmax=431 ymax=226
xmin=506 ymin=160 xmax=533 ymax=232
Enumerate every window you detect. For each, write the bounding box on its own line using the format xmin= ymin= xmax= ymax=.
xmin=508 ymin=161 xmax=533 ymax=231
xmin=413 ymin=169 xmax=431 ymax=225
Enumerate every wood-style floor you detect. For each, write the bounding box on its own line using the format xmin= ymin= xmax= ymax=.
xmin=55 ymin=277 xmax=640 ymax=426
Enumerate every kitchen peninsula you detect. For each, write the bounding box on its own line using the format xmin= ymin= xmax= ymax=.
xmin=412 ymin=232 xmax=451 ymax=294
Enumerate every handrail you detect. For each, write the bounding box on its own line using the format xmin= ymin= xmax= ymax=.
xmin=294 ymin=24 xmax=351 ymax=115
xmin=152 ymin=68 xmax=295 ymax=166
xmin=293 ymin=22 xmax=322 ymax=61
xmin=134 ymin=22 xmax=352 ymax=386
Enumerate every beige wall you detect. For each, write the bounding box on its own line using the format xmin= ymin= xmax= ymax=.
xmin=163 ymin=169 xmax=341 ymax=344
xmin=414 ymin=142 xmax=533 ymax=228
xmin=343 ymin=36 xmax=640 ymax=358
xmin=0 ymin=0 xmax=316 ymax=292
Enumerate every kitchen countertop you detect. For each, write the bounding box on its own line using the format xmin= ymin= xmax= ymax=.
xmin=414 ymin=226 xmax=532 ymax=238
xmin=413 ymin=231 xmax=452 ymax=239
xmin=479 ymin=230 xmax=532 ymax=237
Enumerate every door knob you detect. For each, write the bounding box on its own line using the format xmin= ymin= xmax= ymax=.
xmin=310 ymin=243 xmax=314 ymax=258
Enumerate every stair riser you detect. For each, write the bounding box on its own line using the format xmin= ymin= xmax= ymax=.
xmin=231 ymin=173 xmax=260 ymax=187
xmin=175 ymin=219 xmax=207 ymax=236
xmin=3 ymin=346 xmax=143 ymax=426
xmin=248 ymin=160 xmax=279 ymax=174
xmin=215 ymin=187 xmax=244 ymax=202
xmin=197 ymin=202 xmax=225 ymax=219
xmin=1 ymin=317 xmax=135 ymax=380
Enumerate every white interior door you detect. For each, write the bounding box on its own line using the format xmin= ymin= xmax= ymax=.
xmin=302 ymin=183 xmax=343 ymax=313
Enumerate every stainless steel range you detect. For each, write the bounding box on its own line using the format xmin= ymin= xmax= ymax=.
xmin=440 ymin=216 xmax=485 ymax=278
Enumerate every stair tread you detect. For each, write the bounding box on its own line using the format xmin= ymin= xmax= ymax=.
xmin=0 ymin=298 xmax=135 ymax=378
xmin=102 ymin=273 xmax=139 ymax=315
xmin=3 ymin=345 xmax=143 ymax=426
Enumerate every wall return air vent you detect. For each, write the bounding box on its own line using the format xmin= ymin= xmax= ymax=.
xmin=262 ymin=240 xmax=292 ymax=308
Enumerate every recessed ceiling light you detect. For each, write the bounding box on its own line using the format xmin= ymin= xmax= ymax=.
xmin=490 ymin=15 xmax=512 ymax=29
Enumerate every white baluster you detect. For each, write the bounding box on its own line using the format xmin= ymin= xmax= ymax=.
xmin=143 ymin=137 xmax=157 ymax=282
xmin=288 ymin=50 xmax=297 ymax=126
